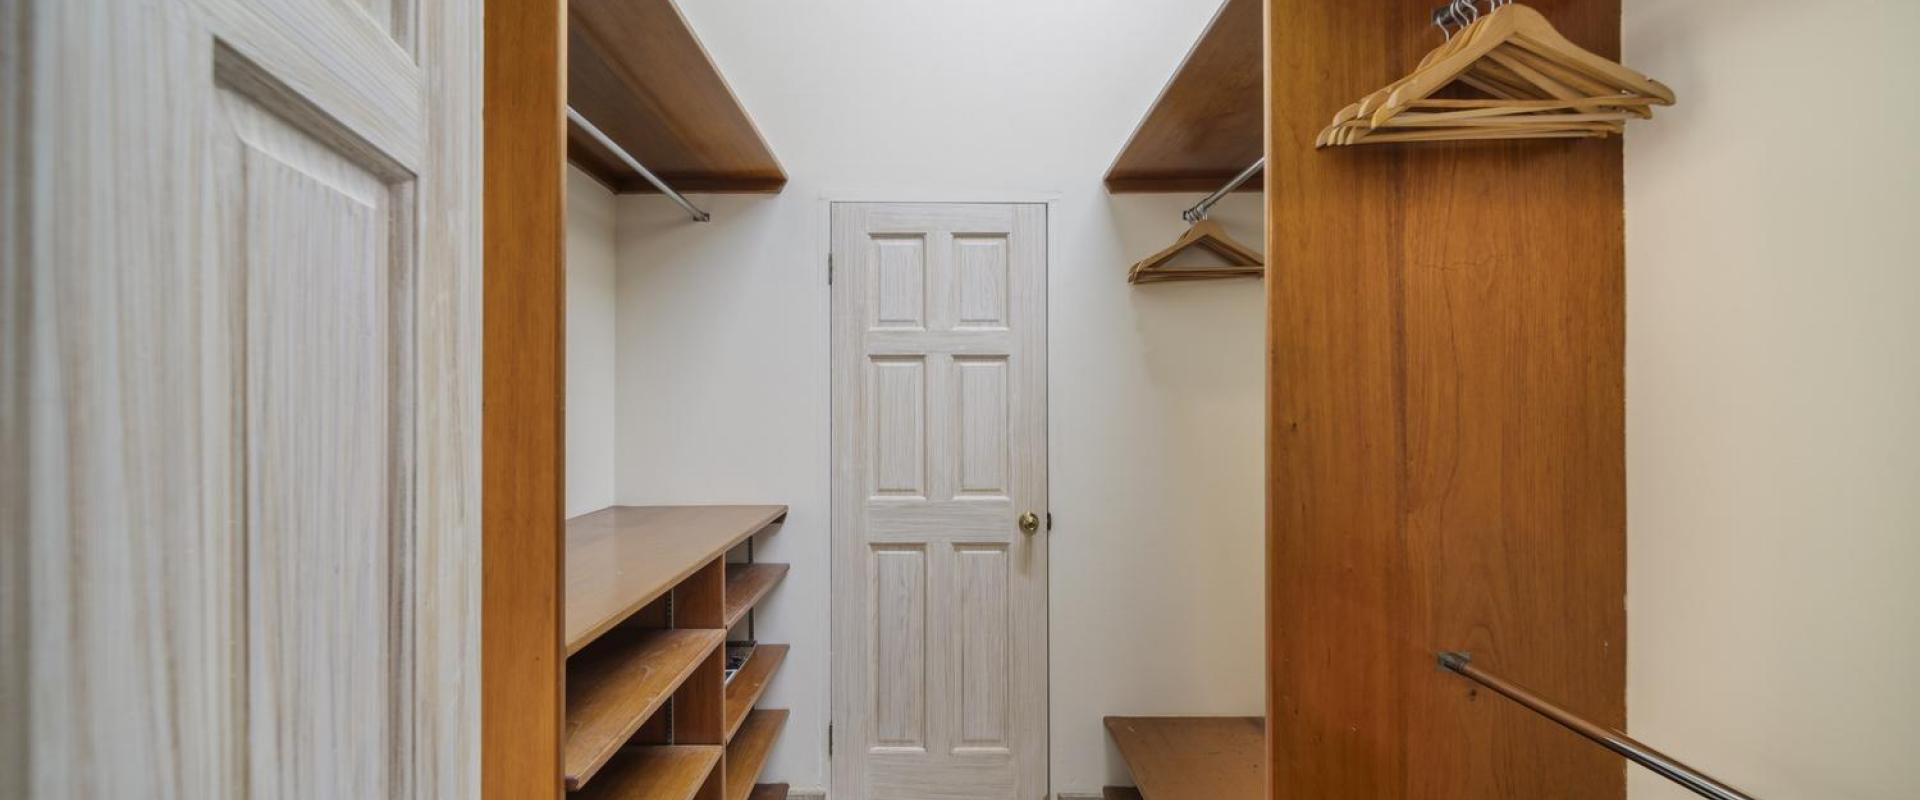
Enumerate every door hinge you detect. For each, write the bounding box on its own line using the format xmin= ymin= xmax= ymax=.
xmin=827 ymin=254 xmax=834 ymax=284
xmin=1047 ymin=512 xmax=1053 ymax=531
xmin=828 ymin=723 xmax=834 ymax=757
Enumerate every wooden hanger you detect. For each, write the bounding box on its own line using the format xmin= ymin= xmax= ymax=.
xmin=1317 ymin=2 xmax=1673 ymax=148
xmin=1127 ymin=218 xmax=1264 ymax=285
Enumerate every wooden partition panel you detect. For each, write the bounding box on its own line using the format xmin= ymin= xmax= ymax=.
xmin=1263 ymin=1 xmax=1626 ymax=798
xmin=483 ymin=0 xmax=567 ymax=796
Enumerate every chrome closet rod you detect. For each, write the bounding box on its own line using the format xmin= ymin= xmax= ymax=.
xmin=1182 ymin=156 xmax=1265 ymax=223
xmin=565 ymin=106 xmax=711 ymax=223
xmin=1438 ymin=652 xmax=1759 ymax=800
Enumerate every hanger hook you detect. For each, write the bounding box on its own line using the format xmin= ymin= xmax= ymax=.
xmin=1432 ymin=5 xmax=1455 ymax=40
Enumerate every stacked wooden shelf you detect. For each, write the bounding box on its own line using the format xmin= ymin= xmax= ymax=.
xmin=564 ymin=505 xmax=794 ymax=800
xmin=1103 ymin=716 xmax=1264 ymax=800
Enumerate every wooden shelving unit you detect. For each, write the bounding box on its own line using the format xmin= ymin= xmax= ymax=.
xmin=723 ymin=709 xmax=790 ymax=800
xmin=564 ymin=505 xmax=794 ymax=799
xmin=566 ymin=629 xmax=728 ymax=788
xmin=1103 ymin=716 xmax=1264 ymax=800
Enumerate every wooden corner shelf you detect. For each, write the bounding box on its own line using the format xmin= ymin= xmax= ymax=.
xmin=568 ymin=0 xmax=786 ymax=193
xmin=565 ymin=628 xmax=728 ymax=789
xmin=723 ymin=644 xmax=788 ymax=742
xmin=568 ymin=744 xmax=723 ymax=800
xmin=722 ymin=563 xmax=789 ymax=630
xmin=1104 ymin=0 xmax=1261 ymax=193
xmin=1104 ymin=716 xmax=1264 ymax=800
xmin=566 ymin=505 xmax=787 ymax=655
xmin=723 ymin=709 xmax=789 ymax=800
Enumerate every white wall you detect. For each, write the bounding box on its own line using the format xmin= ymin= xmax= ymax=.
xmin=566 ymin=165 xmax=618 ymax=518
xmin=604 ymin=0 xmax=1264 ymax=793
xmin=1624 ymin=2 xmax=1920 ymax=798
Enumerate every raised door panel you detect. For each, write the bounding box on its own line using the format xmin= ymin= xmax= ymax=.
xmin=871 ymin=546 xmax=929 ymax=749
xmin=231 ymin=89 xmax=412 ymax=798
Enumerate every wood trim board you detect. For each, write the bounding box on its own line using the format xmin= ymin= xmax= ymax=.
xmin=482 ymin=0 xmax=567 ymax=796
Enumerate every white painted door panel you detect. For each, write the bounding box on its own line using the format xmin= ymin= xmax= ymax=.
xmin=2 ymin=0 xmax=479 ymax=796
xmin=831 ymin=203 xmax=1048 ymax=800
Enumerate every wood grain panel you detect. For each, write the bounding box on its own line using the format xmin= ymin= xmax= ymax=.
xmin=567 ymin=0 xmax=785 ymax=193
xmin=1105 ymin=717 xmax=1263 ymax=800
xmin=1106 ymin=0 xmax=1262 ymax=193
xmin=1263 ymin=1 xmax=1627 ymax=798
xmin=483 ymin=0 xmax=566 ymax=796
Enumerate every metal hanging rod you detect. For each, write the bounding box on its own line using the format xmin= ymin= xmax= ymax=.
xmin=1437 ymin=652 xmax=1759 ymax=800
xmin=1182 ymin=156 xmax=1265 ymax=223
xmin=565 ymin=106 xmax=711 ymax=223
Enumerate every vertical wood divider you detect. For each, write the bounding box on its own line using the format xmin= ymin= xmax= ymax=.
xmin=482 ymin=0 xmax=566 ymax=797
xmin=675 ymin=558 xmax=728 ymax=800
xmin=1264 ymin=1 xmax=1627 ymax=798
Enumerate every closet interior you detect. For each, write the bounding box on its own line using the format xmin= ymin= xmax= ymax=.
xmin=1098 ymin=0 xmax=1268 ymax=794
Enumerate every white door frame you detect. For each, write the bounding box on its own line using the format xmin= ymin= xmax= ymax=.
xmin=823 ymin=196 xmax=1054 ymax=799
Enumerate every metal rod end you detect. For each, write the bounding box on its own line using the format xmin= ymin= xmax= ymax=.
xmin=1437 ymin=651 xmax=1472 ymax=672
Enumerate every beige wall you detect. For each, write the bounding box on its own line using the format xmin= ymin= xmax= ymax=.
xmin=1623 ymin=1 xmax=1920 ymax=797
xmin=565 ymin=166 xmax=618 ymax=518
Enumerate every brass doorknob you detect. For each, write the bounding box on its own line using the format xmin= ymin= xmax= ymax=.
xmin=1018 ymin=512 xmax=1040 ymax=535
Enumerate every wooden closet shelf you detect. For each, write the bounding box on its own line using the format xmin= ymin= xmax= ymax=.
xmin=722 ymin=563 xmax=789 ymax=630
xmin=565 ymin=628 xmax=727 ymax=790
xmin=568 ymin=0 xmax=785 ymax=193
xmin=1104 ymin=0 xmax=1261 ymax=193
xmin=566 ymin=505 xmax=787 ymax=655
xmin=567 ymin=744 xmax=722 ymax=800
xmin=1104 ymin=716 xmax=1264 ymax=800
xmin=723 ymin=709 xmax=789 ymax=800
xmin=747 ymin=784 xmax=789 ymax=800
xmin=723 ymin=644 xmax=788 ymax=742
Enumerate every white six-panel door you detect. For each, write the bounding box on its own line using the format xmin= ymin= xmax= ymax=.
xmin=2 ymin=0 xmax=479 ymax=796
xmin=830 ymin=203 xmax=1048 ymax=799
